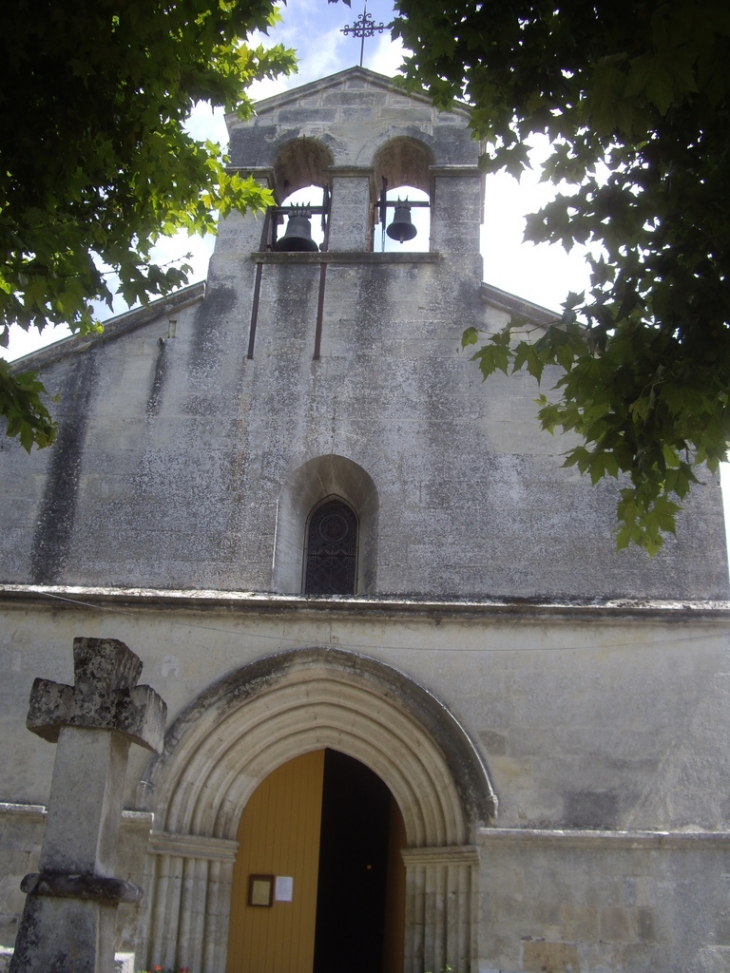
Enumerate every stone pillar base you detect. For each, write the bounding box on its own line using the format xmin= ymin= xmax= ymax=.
xmin=10 ymin=893 xmax=118 ymax=973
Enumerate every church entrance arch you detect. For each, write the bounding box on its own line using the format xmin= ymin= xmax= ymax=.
xmin=138 ymin=648 xmax=496 ymax=973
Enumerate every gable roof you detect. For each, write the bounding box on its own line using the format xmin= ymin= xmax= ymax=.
xmin=8 ymin=281 xmax=205 ymax=373
xmin=227 ymin=66 xmax=471 ymax=130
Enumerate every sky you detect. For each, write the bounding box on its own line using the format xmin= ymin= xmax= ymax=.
xmin=4 ymin=0 xmax=594 ymax=361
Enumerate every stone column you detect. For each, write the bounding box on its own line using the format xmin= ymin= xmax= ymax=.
xmin=210 ymin=168 xmax=275 ymax=258
xmin=401 ymin=845 xmax=480 ymax=973
xmin=10 ymin=637 xmax=166 ymax=973
xmin=429 ymin=167 xmax=483 ymax=254
xmin=327 ymin=168 xmax=373 ymax=251
xmin=141 ymin=832 xmax=238 ymax=973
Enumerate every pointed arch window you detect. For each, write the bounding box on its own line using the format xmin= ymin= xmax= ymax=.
xmin=305 ymin=498 xmax=358 ymax=595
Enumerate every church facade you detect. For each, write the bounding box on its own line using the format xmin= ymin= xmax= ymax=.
xmin=1 ymin=68 xmax=730 ymax=973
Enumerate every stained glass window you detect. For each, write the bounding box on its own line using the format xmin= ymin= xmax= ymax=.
xmin=305 ymin=499 xmax=358 ymax=595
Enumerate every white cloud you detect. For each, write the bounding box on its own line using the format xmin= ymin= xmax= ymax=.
xmin=367 ymin=33 xmax=404 ymax=76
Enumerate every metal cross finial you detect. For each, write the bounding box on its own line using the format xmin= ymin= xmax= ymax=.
xmin=341 ymin=4 xmax=389 ymax=67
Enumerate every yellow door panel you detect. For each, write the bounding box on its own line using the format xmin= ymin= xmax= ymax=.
xmin=227 ymin=750 xmax=326 ymax=973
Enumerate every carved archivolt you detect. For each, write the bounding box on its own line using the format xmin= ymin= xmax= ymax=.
xmin=138 ymin=648 xmax=495 ymax=973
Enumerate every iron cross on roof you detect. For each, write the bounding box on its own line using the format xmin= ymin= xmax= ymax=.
xmin=341 ymin=4 xmax=390 ymax=67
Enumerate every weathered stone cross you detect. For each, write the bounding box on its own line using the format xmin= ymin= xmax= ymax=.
xmin=10 ymin=637 xmax=166 ymax=973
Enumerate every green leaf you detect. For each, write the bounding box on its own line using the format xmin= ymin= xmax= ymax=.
xmin=470 ymin=342 xmax=510 ymax=379
xmin=462 ymin=326 xmax=479 ymax=348
xmin=512 ymin=341 xmax=545 ymax=383
xmin=393 ymin=0 xmax=730 ymax=552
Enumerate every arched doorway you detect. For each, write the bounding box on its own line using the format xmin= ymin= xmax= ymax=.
xmin=226 ymin=749 xmax=406 ymax=973
xmin=139 ymin=648 xmax=496 ymax=973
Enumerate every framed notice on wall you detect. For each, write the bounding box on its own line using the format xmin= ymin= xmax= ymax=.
xmin=248 ymin=874 xmax=274 ymax=907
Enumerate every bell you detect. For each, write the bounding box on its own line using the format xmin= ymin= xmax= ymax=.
xmin=386 ymin=200 xmax=417 ymax=244
xmin=274 ymin=213 xmax=319 ymax=252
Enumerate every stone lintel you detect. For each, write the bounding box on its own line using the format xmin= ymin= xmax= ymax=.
xmin=4 ymin=583 xmax=730 ymax=621
xmin=20 ymin=871 xmax=143 ymax=904
xmin=252 ymin=251 xmax=441 ymax=265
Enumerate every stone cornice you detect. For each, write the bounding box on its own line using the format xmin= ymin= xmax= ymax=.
xmin=478 ymin=827 xmax=730 ymax=849
xmin=480 ymin=281 xmax=558 ymax=326
xmin=0 ymin=802 xmax=153 ymax=828
xmin=1 ymin=583 xmax=729 ymax=622
xmin=225 ymin=66 xmax=467 ymax=123
xmin=0 ymin=802 xmax=47 ymax=821
xmin=148 ymin=832 xmax=239 ymax=862
xmin=251 ymin=251 xmax=440 ymax=265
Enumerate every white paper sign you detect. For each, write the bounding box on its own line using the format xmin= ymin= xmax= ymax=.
xmin=275 ymin=876 xmax=293 ymax=902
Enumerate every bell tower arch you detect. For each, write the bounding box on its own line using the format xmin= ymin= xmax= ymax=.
xmin=219 ymin=66 xmax=483 ymax=259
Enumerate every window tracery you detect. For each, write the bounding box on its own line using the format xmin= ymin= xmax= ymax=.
xmin=305 ymin=498 xmax=358 ymax=595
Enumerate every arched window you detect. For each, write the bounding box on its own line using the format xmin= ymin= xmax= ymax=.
xmin=372 ymin=137 xmax=433 ymax=252
xmin=305 ymin=498 xmax=358 ymax=595
xmin=273 ymin=455 xmax=378 ymax=595
xmin=373 ymin=185 xmax=430 ymax=253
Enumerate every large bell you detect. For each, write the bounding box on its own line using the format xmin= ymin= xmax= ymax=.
xmin=274 ymin=212 xmax=319 ymax=252
xmin=386 ymin=200 xmax=417 ymax=244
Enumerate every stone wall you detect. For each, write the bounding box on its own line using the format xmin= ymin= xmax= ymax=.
xmin=0 ymin=254 xmax=725 ymax=597
xmin=0 ymin=69 xmax=726 ymax=599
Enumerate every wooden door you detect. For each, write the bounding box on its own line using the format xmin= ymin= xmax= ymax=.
xmin=227 ymin=751 xmax=325 ymax=973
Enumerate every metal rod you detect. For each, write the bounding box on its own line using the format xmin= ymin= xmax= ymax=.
xmin=247 ymin=263 xmax=263 ymax=360
xmin=374 ymin=200 xmax=431 ymax=211
xmin=313 ymin=263 xmax=327 ymax=361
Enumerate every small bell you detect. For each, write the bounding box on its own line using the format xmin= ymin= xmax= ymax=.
xmin=386 ymin=199 xmax=417 ymax=244
xmin=274 ymin=210 xmax=319 ymax=252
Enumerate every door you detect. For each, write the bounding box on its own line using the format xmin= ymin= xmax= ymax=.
xmin=227 ymin=750 xmax=405 ymax=973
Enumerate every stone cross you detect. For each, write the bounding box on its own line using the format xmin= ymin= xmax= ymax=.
xmin=10 ymin=637 xmax=166 ymax=973
xmin=340 ymin=4 xmax=389 ymax=67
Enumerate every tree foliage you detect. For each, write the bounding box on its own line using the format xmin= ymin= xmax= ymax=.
xmin=394 ymin=0 xmax=730 ymax=552
xmin=1 ymin=0 xmax=295 ymax=449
